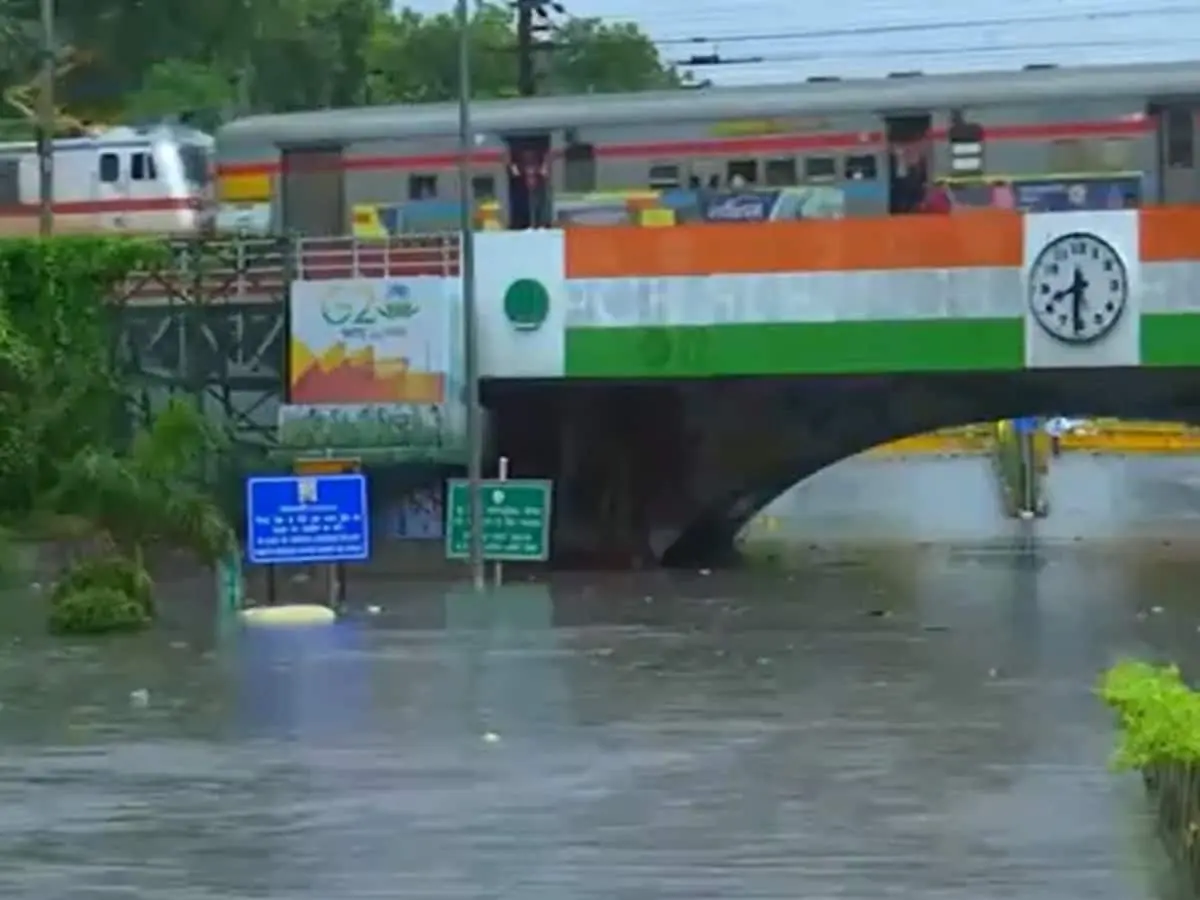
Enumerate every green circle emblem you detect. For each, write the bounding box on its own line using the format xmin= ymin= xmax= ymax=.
xmin=503 ymin=278 xmax=550 ymax=332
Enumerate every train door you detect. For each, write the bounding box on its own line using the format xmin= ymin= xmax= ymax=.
xmin=128 ymin=147 xmax=161 ymax=231
xmin=95 ymin=148 xmax=129 ymax=230
xmin=884 ymin=113 xmax=932 ymax=213
xmin=280 ymin=145 xmax=346 ymax=236
xmin=504 ymin=133 xmax=551 ymax=229
xmin=1154 ymin=101 xmax=1199 ymax=204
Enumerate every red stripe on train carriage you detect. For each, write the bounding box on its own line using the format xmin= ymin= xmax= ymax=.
xmin=0 ymin=197 xmax=201 ymax=215
xmin=215 ymin=116 xmax=1153 ymax=176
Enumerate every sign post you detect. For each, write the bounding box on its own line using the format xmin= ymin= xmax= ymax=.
xmin=246 ymin=473 xmax=371 ymax=609
xmin=292 ymin=459 xmax=361 ymax=608
xmin=492 ymin=457 xmax=509 ymax=586
xmin=1013 ymin=417 xmax=1038 ymax=517
xmin=445 ymin=477 xmax=552 ymax=565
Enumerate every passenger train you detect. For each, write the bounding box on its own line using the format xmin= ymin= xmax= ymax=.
xmin=213 ymin=60 xmax=1200 ymax=235
xmin=0 ymin=125 xmax=215 ymax=235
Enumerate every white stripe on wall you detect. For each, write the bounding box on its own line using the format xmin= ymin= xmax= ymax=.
xmin=1142 ymin=262 xmax=1200 ymax=314
xmin=566 ymin=268 xmax=1023 ymax=328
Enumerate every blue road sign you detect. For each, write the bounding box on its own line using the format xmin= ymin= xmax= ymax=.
xmin=1013 ymin=416 xmax=1039 ymax=436
xmin=246 ymin=474 xmax=370 ymax=565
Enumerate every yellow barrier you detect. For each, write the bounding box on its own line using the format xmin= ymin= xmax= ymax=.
xmin=865 ymin=422 xmax=1200 ymax=457
xmin=1061 ymin=431 xmax=1200 ymax=453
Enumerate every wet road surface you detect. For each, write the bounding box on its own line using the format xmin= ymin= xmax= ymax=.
xmin=2 ymin=453 xmax=1200 ymax=899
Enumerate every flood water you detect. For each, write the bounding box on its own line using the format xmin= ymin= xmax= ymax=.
xmin=2 ymin=453 xmax=1200 ymax=899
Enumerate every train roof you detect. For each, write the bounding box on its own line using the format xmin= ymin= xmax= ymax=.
xmin=218 ymin=60 xmax=1200 ymax=146
xmin=0 ymin=124 xmax=213 ymax=155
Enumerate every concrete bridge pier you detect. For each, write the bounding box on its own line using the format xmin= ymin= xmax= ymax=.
xmin=485 ymin=381 xmax=691 ymax=568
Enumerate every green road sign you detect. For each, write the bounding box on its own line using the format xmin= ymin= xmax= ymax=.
xmin=445 ymin=478 xmax=553 ymax=562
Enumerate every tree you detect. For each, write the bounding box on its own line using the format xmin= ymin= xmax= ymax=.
xmin=365 ymin=5 xmax=681 ymax=104
xmin=5 ymin=0 xmax=679 ymax=127
xmin=546 ymin=18 xmax=681 ymax=94
xmin=0 ymin=237 xmax=235 ymax=635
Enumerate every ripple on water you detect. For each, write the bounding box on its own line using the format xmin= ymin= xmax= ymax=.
xmin=1 ymin=455 xmax=1199 ymax=898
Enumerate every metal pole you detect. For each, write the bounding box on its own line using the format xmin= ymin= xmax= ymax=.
xmin=36 ymin=0 xmax=55 ymax=236
xmin=1019 ymin=427 xmax=1035 ymax=517
xmin=493 ymin=456 xmax=508 ymax=587
xmin=456 ymin=0 xmax=485 ymax=592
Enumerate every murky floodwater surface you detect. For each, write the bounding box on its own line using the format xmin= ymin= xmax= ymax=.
xmin=2 ymin=454 xmax=1199 ymax=899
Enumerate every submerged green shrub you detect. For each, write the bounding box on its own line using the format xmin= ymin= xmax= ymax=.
xmin=47 ymin=586 xmax=148 ymax=635
xmin=47 ymin=555 xmax=153 ymax=635
xmin=1099 ymin=659 xmax=1200 ymax=769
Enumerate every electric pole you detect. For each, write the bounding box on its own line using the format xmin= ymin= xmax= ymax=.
xmin=512 ymin=0 xmax=563 ymax=96
xmin=36 ymin=0 xmax=54 ymax=236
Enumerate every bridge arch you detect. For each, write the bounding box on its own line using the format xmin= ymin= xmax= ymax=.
xmin=483 ymin=369 xmax=1200 ymax=568
xmin=660 ymin=367 xmax=1200 ymax=566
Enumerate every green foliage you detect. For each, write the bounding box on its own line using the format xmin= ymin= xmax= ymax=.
xmin=48 ymin=586 xmax=148 ymax=634
xmin=0 ymin=237 xmax=166 ymax=515
xmin=2 ymin=0 xmax=678 ymax=127
xmin=1099 ymin=659 xmax=1200 ymax=769
xmin=47 ymin=555 xmax=154 ymax=635
xmin=49 ymin=397 xmax=237 ymax=563
xmin=0 ymin=236 xmax=235 ymax=634
xmin=278 ymin=404 xmax=459 ymax=461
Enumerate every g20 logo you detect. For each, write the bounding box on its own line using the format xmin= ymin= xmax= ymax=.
xmin=321 ymin=283 xmax=419 ymax=326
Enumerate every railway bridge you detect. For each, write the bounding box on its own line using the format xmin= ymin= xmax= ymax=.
xmin=116 ymin=207 xmax=1200 ymax=566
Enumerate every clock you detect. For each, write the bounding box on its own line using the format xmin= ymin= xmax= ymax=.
xmin=1027 ymin=232 xmax=1128 ymax=345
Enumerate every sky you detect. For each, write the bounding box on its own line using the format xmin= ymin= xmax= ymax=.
xmin=403 ymin=0 xmax=1200 ymax=85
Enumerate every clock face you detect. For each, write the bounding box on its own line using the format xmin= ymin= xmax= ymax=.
xmin=1027 ymin=232 xmax=1128 ymax=344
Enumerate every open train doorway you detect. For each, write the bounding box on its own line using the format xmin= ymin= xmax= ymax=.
xmin=1152 ymin=100 xmax=1200 ymax=204
xmin=885 ymin=113 xmax=933 ymax=213
xmin=505 ymin=133 xmax=551 ymax=229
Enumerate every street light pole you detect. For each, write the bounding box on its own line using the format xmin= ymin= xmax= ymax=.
xmin=36 ymin=0 xmax=55 ymax=236
xmin=456 ymin=0 xmax=485 ymax=591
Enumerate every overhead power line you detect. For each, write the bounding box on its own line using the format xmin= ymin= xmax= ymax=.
xmin=649 ymin=4 xmax=1200 ymax=48
xmin=672 ymin=35 xmax=1200 ymax=70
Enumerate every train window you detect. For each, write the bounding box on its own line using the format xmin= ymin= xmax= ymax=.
xmin=803 ymin=156 xmax=837 ymax=182
xmin=563 ymin=143 xmax=596 ymax=192
xmin=1166 ymin=108 xmax=1193 ymax=168
xmin=1098 ymin=138 xmax=1134 ymax=171
xmin=0 ymin=158 xmax=17 ymax=205
xmin=764 ymin=158 xmax=797 ymax=186
xmin=472 ymin=175 xmax=496 ymax=200
xmin=648 ymin=164 xmax=680 ymax=189
xmin=726 ymin=159 xmax=757 ymax=186
xmin=130 ymin=152 xmax=157 ymax=181
xmin=845 ymin=154 xmax=878 ymax=180
xmin=408 ymin=174 xmax=437 ymax=199
xmin=1050 ymin=139 xmax=1085 ymax=171
xmin=99 ymin=152 xmax=120 ymax=183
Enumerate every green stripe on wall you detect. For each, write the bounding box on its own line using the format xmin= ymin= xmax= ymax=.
xmin=1141 ymin=314 xmax=1200 ymax=366
xmin=564 ymin=319 xmax=1025 ymax=378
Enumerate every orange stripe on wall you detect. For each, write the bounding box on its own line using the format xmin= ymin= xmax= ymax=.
xmin=1139 ymin=208 xmax=1200 ymax=261
xmin=564 ymin=212 xmax=1023 ymax=277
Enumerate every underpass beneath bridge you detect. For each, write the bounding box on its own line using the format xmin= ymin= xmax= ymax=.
xmin=113 ymin=210 xmax=1200 ymax=567
xmin=478 ymin=209 xmax=1200 ymax=567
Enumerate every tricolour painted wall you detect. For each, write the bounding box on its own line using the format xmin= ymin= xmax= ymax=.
xmin=472 ymin=208 xmax=1200 ymax=379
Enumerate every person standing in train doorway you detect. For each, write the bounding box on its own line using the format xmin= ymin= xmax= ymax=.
xmin=510 ymin=148 xmax=550 ymax=228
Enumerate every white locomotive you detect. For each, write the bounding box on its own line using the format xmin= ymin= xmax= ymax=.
xmin=0 ymin=125 xmax=214 ymax=235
